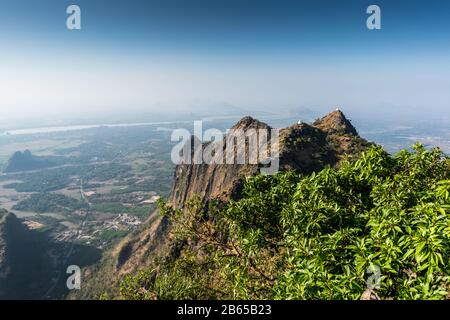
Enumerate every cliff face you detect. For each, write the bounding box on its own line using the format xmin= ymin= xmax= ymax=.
xmin=169 ymin=117 xmax=269 ymax=205
xmin=170 ymin=110 xmax=370 ymax=208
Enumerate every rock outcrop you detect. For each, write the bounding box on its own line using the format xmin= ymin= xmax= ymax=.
xmin=170 ymin=110 xmax=370 ymax=208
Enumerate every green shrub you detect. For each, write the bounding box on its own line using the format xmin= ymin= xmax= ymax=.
xmin=121 ymin=144 xmax=450 ymax=300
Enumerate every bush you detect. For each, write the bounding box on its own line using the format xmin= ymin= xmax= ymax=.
xmin=121 ymin=144 xmax=450 ymax=300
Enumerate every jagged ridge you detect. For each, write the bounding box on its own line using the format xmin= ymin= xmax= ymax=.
xmin=170 ymin=110 xmax=370 ymax=207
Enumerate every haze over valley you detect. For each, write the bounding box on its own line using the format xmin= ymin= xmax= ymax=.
xmin=1 ymin=0 xmax=449 ymax=301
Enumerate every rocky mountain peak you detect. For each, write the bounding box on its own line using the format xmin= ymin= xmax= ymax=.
xmin=231 ymin=116 xmax=270 ymax=131
xmin=313 ymin=109 xmax=358 ymax=136
xmin=169 ymin=110 xmax=370 ymax=208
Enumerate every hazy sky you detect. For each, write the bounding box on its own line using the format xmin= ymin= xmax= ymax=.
xmin=0 ymin=0 xmax=449 ymax=121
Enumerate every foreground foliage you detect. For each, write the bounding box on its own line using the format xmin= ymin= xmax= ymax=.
xmin=120 ymin=144 xmax=450 ymax=300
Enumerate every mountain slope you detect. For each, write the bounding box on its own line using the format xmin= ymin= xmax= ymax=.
xmin=0 ymin=209 xmax=55 ymax=299
xmin=73 ymin=110 xmax=371 ymax=299
xmin=130 ymin=144 xmax=450 ymax=300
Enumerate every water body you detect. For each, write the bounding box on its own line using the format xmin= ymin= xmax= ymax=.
xmin=2 ymin=115 xmax=252 ymax=136
xmin=4 ymin=121 xmax=191 ymax=136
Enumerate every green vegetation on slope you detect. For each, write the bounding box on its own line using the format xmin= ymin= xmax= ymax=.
xmin=120 ymin=144 xmax=450 ymax=300
xmin=0 ymin=209 xmax=8 ymax=267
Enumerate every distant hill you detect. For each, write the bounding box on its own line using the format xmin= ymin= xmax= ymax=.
xmin=3 ymin=150 xmax=56 ymax=173
xmin=0 ymin=209 xmax=55 ymax=299
xmin=0 ymin=208 xmax=103 ymax=299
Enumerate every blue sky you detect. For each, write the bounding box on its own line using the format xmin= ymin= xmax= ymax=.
xmin=0 ymin=0 xmax=449 ymax=120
